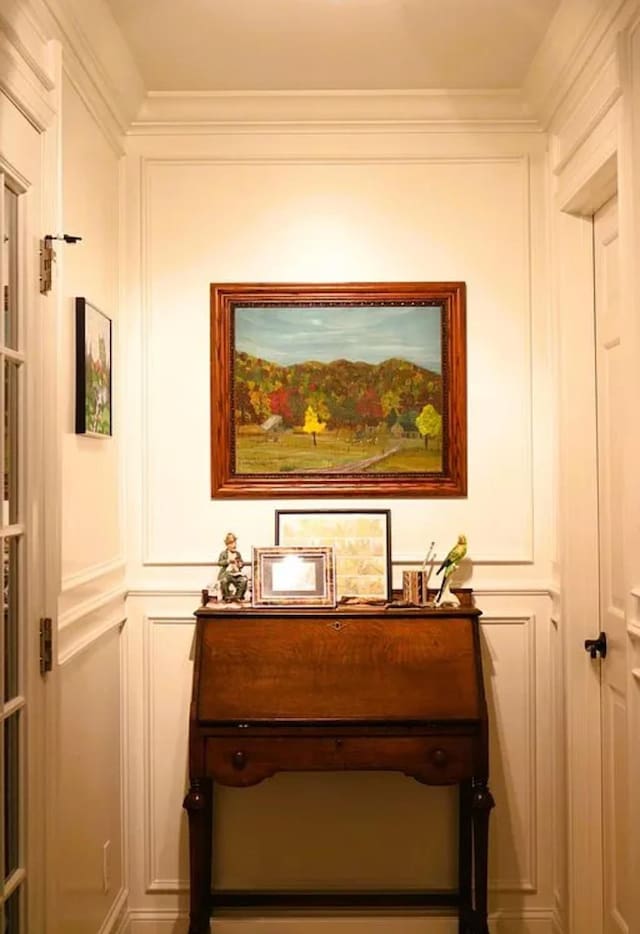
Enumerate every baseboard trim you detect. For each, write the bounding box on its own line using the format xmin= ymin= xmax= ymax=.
xmin=126 ymin=907 xmax=557 ymax=933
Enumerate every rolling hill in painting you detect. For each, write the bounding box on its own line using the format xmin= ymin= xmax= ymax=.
xmin=233 ymin=351 xmax=444 ymax=475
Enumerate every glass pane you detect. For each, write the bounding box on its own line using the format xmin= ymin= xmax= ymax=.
xmin=4 ymin=712 xmax=19 ymax=880
xmin=3 ymin=187 xmax=18 ymax=351
xmin=4 ymin=362 xmax=19 ymax=527
xmin=4 ymin=882 xmax=20 ymax=934
xmin=3 ymin=538 xmax=19 ymax=703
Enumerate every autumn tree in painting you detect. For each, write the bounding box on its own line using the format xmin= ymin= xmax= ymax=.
xmin=233 ymin=351 xmax=443 ymax=440
xmin=302 ymin=405 xmax=326 ymax=446
xmin=415 ymin=403 xmax=442 ymax=449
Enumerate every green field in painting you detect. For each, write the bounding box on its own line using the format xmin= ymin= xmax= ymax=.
xmin=235 ymin=428 xmax=442 ymax=474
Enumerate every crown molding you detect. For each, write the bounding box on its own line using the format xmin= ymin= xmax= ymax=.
xmin=131 ymin=88 xmax=541 ymax=135
xmin=524 ymin=0 xmax=640 ymax=130
xmin=28 ymin=0 xmax=144 ymax=135
xmin=0 ymin=0 xmax=55 ymax=129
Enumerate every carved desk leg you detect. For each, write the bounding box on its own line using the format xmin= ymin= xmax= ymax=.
xmin=471 ymin=779 xmax=495 ymax=934
xmin=184 ymin=778 xmax=213 ymax=934
xmin=458 ymin=780 xmax=473 ymax=934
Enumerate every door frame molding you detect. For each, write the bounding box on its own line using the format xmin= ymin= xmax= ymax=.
xmin=550 ymin=18 xmax=640 ymax=934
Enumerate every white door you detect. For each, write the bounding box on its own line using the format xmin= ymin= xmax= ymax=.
xmin=592 ymin=195 xmax=630 ymax=934
xmin=0 ymin=93 xmax=47 ymax=933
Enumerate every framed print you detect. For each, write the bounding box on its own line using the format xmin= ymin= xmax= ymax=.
xmin=276 ymin=509 xmax=392 ymax=601
xmin=252 ymin=546 xmax=336 ymax=608
xmin=75 ymin=297 xmax=112 ymax=437
xmin=210 ymin=282 xmax=466 ymax=498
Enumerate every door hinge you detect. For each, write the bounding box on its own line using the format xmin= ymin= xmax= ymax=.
xmin=39 ymin=238 xmax=55 ymax=294
xmin=39 ymin=617 xmax=53 ymax=674
xmin=39 ymin=233 xmax=82 ymax=294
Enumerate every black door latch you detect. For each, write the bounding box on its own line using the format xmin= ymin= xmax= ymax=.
xmin=584 ymin=631 xmax=607 ymax=659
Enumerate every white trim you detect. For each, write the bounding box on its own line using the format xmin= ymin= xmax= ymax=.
xmin=0 ymin=4 xmax=55 ymax=131
xmin=61 ymin=57 xmax=124 ymax=157
xmin=0 ymin=2 xmax=53 ymax=92
xmin=125 ymin=583 xmax=554 ymax=599
xmin=61 ymin=555 xmax=126 ymax=593
xmin=555 ymin=105 xmax=619 ymax=217
xmin=132 ymin=88 xmax=539 ymax=135
xmin=58 ymin=584 xmax=127 ymax=629
xmin=58 ymin=608 xmax=126 ymax=667
xmin=37 ymin=0 xmax=144 ymax=132
xmin=126 ymin=907 xmax=558 ymax=932
xmin=142 ymin=614 xmax=193 ymax=894
xmin=97 ymin=887 xmax=129 ymax=934
xmin=551 ymin=52 xmax=621 ymax=177
xmin=482 ymin=614 xmax=538 ymax=894
xmin=524 ymin=0 xmax=635 ymax=131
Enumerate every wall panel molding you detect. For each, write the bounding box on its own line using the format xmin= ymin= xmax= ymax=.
xmin=143 ymin=615 xmax=194 ymax=893
xmin=61 ymin=555 xmax=126 ymax=593
xmin=138 ymin=152 xmax=536 ymax=568
xmin=482 ymin=614 xmax=537 ymax=895
xmin=139 ymin=613 xmax=541 ymax=897
xmin=58 ymin=588 xmax=126 ymax=667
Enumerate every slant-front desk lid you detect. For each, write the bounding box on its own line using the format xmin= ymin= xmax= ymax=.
xmin=194 ymin=607 xmax=484 ymax=725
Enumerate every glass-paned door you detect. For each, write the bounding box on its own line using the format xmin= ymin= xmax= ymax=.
xmin=0 ymin=178 xmax=26 ymax=932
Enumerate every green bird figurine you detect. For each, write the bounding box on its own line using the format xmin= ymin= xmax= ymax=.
xmin=435 ymin=534 xmax=468 ymax=604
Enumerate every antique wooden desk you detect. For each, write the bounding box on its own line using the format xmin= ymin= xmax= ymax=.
xmin=184 ymin=601 xmax=494 ymax=934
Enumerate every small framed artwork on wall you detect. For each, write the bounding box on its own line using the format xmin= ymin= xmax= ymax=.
xmin=276 ymin=509 xmax=392 ymax=601
xmin=75 ymin=297 xmax=112 ymax=437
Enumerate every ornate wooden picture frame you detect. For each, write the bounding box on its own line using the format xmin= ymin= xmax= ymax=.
xmin=211 ymin=282 xmax=466 ymax=498
xmin=252 ymin=546 xmax=336 ymax=608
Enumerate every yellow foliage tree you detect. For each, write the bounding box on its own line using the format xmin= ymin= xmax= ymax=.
xmin=415 ymin=404 xmax=442 ymax=449
xmin=302 ymin=405 xmax=326 ymax=447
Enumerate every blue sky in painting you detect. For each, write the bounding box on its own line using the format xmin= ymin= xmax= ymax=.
xmin=234 ymin=305 xmax=442 ymax=373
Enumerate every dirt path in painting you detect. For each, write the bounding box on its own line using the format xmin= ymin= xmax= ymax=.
xmin=299 ymin=445 xmax=402 ymax=474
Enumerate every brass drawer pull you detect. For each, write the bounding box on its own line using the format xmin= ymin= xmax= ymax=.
xmin=430 ymin=748 xmax=448 ymax=767
xmin=232 ymin=750 xmax=247 ymax=770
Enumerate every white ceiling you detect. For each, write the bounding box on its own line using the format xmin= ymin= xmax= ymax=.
xmin=105 ymin=0 xmax=561 ymax=93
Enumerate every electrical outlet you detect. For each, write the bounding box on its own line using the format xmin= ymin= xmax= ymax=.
xmin=102 ymin=840 xmax=111 ymax=894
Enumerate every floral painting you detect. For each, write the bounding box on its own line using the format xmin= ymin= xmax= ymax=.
xmin=75 ymin=298 xmax=112 ymax=437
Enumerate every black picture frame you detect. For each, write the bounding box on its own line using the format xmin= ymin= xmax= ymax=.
xmin=276 ymin=508 xmax=392 ymax=601
xmin=75 ymin=297 xmax=112 ymax=437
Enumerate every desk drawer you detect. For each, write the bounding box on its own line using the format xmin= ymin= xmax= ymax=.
xmin=205 ymin=736 xmax=474 ymax=787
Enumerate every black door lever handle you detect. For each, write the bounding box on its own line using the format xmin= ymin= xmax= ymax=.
xmin=584 ymin=632 xmax=607 ymax=659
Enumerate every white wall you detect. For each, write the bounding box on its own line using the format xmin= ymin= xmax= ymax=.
xmin=123 ymin=118 xmax=557 ymax=932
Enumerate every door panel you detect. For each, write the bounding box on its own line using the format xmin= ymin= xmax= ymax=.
xmin=0 ymin=91 xmax=46 ymax=934
xmin=594 ymin=196 xmax=630 ymax=934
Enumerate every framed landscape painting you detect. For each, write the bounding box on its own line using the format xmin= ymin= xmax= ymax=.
xmin=210 ymin=282 xmax=466 ymax=498
xmin=75 ymin=297 xmax=112 ymax=437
